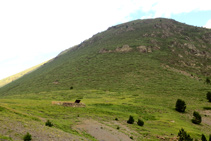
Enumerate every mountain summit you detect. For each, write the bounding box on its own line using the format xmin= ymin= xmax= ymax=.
xmin=0 ymin=18 xmax=210 ymax=95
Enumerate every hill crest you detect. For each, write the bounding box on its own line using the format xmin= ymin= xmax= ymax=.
xmin=0 ymin=18 xmax=210 ymax=95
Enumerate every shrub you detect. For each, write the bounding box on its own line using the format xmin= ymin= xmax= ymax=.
xmin=117 ymin=126 xmax=120 ymax=130
xmin=192 ymin=111 xmax=202 ymax=124
xmin=127 ymin=115 xmax=134 ymax=124
xmin=70 ymin=86 xmax=73 ymax=90
xmin=23 ymin=132 xmax=32 ymax=141
xmin=175 ymin=99 xmax=186 ymax=112
xmin=206 ymin=77 xmax=210 ymax=84
xmin=201 ymin=134 xmax=207 ymax=141
xmin=203 ymin=107 xmax=211 ymax=110
xmin=45 ymin=120 xmax=53 ymax=127
xmin=115 ymin=117 xmax=118 ymax=121
xmin=207 ymin=92 xmax=211 ymax=102
xmin=137 ymin=119 xmax=144 ymax=126
xmin=178 ymin=128 xmax=193 ymax=141
xmin=209 ymin=134 xmax=211 ymax=141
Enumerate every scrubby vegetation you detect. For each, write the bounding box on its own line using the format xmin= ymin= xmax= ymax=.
xmin=175 ymin=99 xmax=186 ymax=112
xmin=192 ymin=111 xmax=202 ymax=124
xmin=137 ymin=119 xmax=144 ymax=126
xmin=178 ymin=128 xmax=193 ymax=141
xmin=45 ymin=120 xmax=53 ymax=127
xmin=201 ymin=134 xmax=207 ymax=141
xmin=207 ymin=91 xmax=211 ymax=102
xmin=127 ymin=115 xmax=134 ymax=124
xmin=116 ymin=126 xmax=120 ymax=130
xmin=23 ymin=132 xmax=32 ymax=141
xmin=206 ymin=78 xmax=210 ymax=85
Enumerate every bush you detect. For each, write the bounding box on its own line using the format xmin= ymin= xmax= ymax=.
xmin=127 ymin=115 xmax=134 ymax=124
xmin=115 ymin=117 xmax=118 ymax=121
xmin=201 ymin=134 xmax=207 ymax=141
xmin=209 ymin=134 xmax=211 ymax=141
xmin=192 ymin=111 xmax=202 ymax=124
xmin=175 ymin=99 xmax=186 ymax=112
xmin=206 ymin=78 xmax=210 ymax=84
xmin=45 ymin=120 xmax=53 ymax=127
xmin=178 ymin=128 xmax=193 ymax=141
xmin=23 ymin=132 xmax=32 ymax=141
xmin=207 ymin=92 xmax=211 ymax=102
xmin=137 ymin=119 xmax=144 ymax=126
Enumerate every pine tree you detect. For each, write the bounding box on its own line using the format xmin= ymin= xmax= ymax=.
xmin=23 ymin=132 xmax=32 ymax=141
xmin=175 ymin=99 xmax=186 ymax=112
xmin=192 ymin=111 xmax=202 ymax=124
xmin=207 ymin=92 xmax=211 ymax=102
xmin=127 ymin=115 xmax=134 ymax=124
xmin=202 ymin=134 xmax=207 ymax=141
xmin=137 ymin=119 xmax=144 ymax=126
xmin=178 ymin=128 xmax=193 ymax=141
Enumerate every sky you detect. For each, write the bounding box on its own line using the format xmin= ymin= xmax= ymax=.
xmin=0 ymin=0 xmax=211 ymax=80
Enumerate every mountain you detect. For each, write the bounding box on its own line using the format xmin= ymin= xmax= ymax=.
xmin=0 ymin=18 xmax=211 ymax=140
xmin=0 ymin=18 xmax=210 ymax=95
xmin=0 ymin=61 xmax=47 ymax=88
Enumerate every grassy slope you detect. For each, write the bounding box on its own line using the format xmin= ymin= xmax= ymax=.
xmin=0 ymin=18 xmax=211 ymax=140
xmin=0 ymin=61 xmax=48 ymax=88
xmin=0 ymin=18 xmax=210 ymax=95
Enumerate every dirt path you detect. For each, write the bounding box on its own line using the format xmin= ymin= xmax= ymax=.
xmin=74 ymin=119 xmax=132 ymax=141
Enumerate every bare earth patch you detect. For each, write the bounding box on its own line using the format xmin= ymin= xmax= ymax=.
xmin=74 ymin=119 xmax=132 ymax=141
xmin=202 ymin=110 xmax=211 ymax=126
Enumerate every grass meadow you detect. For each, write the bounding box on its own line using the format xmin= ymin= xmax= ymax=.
xmin=0 ymin=79 xmax=210 ymax=140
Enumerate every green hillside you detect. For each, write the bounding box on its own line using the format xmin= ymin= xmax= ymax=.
xmin=0 ymin=18 xmax=211 ymax=140
xmin=0 ymin=61 xmax=48 ymax=88
xmin=0 ymin=18 xmax=210 ymax=95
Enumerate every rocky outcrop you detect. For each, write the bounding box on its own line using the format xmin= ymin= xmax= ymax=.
xmin=137 ymin=46 xmax=147 ymax=53
xmin=115 ymin=45 xmax=132 ymax=52
xmin=99 ymin=45 xmax=132 ymax=53
xmin=99 ymin=44 xmax=160 ymax=54
xmin=136 ymin=46 xmax=160 ymax=53
xmin=184 ymin=43 xmax=211 ymax=58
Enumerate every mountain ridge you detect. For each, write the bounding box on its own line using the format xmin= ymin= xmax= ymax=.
xmin=0 ymin=18 xmax=210 ymax=95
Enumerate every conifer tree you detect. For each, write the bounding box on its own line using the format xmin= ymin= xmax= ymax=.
xmin=127 ymin=115 xmax=134 ymax=124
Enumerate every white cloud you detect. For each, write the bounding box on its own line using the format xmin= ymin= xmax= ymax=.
xmin=140 ymin=0 xmax=211 ymax=18
xmin=141 ymin=15 xmax=154 ymax=19
xmin=204 ymin=19 xmax=211 ymax=28
xmin=0 ymin=0 xmax=211 ymax=79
